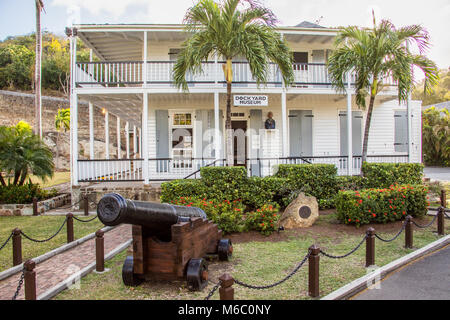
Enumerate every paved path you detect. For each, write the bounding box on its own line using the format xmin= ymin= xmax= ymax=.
xmin=424 ymin=167 xmax=450 ymax=182
xmin=0 ymin=224 xmax=131 ymax=300
xmin=352 ymin=244 xmax=450 ymax=300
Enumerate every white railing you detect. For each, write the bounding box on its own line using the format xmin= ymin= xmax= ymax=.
xmin=76 ymin=61 xmax=143 ymax=85
xmin=77 ymin=159 xmax=143 ymax=182
xmin=148 ymin=158 xmax=220 ymax=180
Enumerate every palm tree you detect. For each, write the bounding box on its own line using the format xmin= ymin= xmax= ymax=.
xmin=327 ymin=13 xmax=438 ymax=168
xmin=0 ymin=121 xmax=54 ymax=186
xmin=173 ymin=0 xmax=293 ymax=166
xmin=35 ymin=0 xmax=44 ymax=137
xmin=54 ymin=108 xmax=70 ymax=168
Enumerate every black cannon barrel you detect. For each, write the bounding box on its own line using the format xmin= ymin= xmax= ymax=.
xmin=97 ymin=193 xmax=207 ymax=233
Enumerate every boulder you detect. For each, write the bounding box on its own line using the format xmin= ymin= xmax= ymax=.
xmin=279 ymin=193 xmax=319 ymax=229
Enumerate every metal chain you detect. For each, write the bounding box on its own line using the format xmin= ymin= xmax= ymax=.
xmin=12 ymin=270 xmax=25 ymax=300
xmin=444 ymin=211 xmax=450 ymax=219
xmin=20 ymin=217 xmax=68 ymax=243
xmin=234 ymin=250 xmax=311 ymax=290
xmin=412 ymin=214 xmax=438 ymax=229
xmin=374 ymin=221 xmax=406 ymax=243
xmin=73 ymin=215 xmax=98 ymax=223
xmin=320 ymin=234 xmax=368 ymax=259
xmin=204 ymin=280 xmax=221 ymax=300
xmin=0 ymin=232 xmax=13 ymax=252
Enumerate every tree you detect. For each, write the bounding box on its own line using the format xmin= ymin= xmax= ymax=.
xmin=327 ymin=13 xmax=438 ymax=168
xmin=43 ymin=38 xmax=70 ymax=98
xmin=173 ymin=0 xmax=293 ymax=166
xmin=422 ymin=107 xmax=450 ymax=166
xmin=0 ymin=44 xmax=34 ymax=89
xmin=413 ymin=68 xmax=450 ymax=106
xmin=35 ymin=0 xmax=45 ymax=138
xmin=54 ymin=108 xmax=70 ymax=168
xmin=0 ymin=121 xmax=54 ymax=186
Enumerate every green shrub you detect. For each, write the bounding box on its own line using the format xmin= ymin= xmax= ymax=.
xmin=362 ymin=163 xmax=424 ymax=188
xmin=169 ymin=196 xmax=246 ymax=233
xmin=242 ymin=177 xmax=291 ymax=209
xmin=199 ymin=166 xmax=248 ymax=201
xmin=275 ymin=164 xmax=339 ymax=209
xmin=336 ymin=176 xmax=366 ymax=191
xmin=160 ymin=179 xmax=208 ymax=203
xmin=0 ymin=183 xmax=58 ymax=204
xmin=335 ymin=184 xmax=428 ymax=227
xmin=245 ymin=203 xmax=280 ymax=236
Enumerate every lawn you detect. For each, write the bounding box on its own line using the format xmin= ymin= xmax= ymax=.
xmin=29 ymin=171 xmax=71 ymax=189
xmin=0 ymin=215 xmax=104 ymax=271
xmin=54 ymin=214 xmax=449 ymax=300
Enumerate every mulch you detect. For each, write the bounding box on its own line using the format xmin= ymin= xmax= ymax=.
xmin=227 ymin=210 xmax=436 ymax=244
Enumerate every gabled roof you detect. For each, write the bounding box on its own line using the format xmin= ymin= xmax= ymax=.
xmin=295 ymin=21 xmax=326 ymax=29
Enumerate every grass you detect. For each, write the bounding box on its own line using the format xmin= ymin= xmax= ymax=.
xmin=0 ymin=216 xmax=104 ymax=271
xmin=54 ymin=214 xmax=450 ymax=300
xmin=29 ymin=171 xmax=71 ymax=189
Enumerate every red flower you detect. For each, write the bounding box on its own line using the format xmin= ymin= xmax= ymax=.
xmin=372 ymin=214 xmax=376 ymax=217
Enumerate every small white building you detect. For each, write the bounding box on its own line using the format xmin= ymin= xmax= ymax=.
xmin=67 ymin=22 xmax=422 ymax=187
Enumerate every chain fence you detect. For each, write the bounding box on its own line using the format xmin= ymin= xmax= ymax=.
xmin=0 ymin=232 xmax=13 ymax=252
xmin=233 ymin=250 xmax=311 ymax=290
xmin=11 ymin=269 xmax=25 ymax=300
xmin=73 ymin=215 xmax=98 ymax=223
xmin=412 ymin=214 xmax=438 ymax=229
xmin=320 ymin=234 xmax=368 ymax=259
xmin=204 ymin=280 xmax=222 ymax=300
xmin=374 ymin=221 xmax=407 ymax=243
xmin=20 ymin=217 xmax=68 ymax=243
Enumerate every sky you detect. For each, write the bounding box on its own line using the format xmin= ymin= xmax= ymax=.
xmin=0 ymin=0 xmax=449 ymax=71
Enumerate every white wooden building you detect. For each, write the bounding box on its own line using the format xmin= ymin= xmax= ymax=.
xmin=67 ymin=22 xmax=422 ymax=186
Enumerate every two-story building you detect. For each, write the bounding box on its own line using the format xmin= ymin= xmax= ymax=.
xmin=67 ymin=21 xmax=422 ymax=192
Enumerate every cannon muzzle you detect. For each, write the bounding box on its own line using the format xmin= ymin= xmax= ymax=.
xmin=97 ymin=194 xmax=207 ymax=238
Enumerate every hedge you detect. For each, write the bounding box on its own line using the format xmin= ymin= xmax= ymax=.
xmin=275 ymin=164 xmax=338 ymax=208
xmin=336 ymin=184 xmax=428 ymax=227
xmin=0 ymin=183 xmax=58 ymax=204
xmin=160 ymin=179 xmax=208 ymax=204
xmin=362 ymin=163 xmax=424 ymax=188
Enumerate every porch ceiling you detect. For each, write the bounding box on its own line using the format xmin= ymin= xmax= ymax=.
xmin=284 ymin=33 xmax=334 ymax=45
xmin=79 ymin=93 xmax=142 ymax=127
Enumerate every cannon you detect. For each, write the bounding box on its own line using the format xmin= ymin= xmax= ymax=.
xmin=97 ymin=193 xmax=233 ymax=291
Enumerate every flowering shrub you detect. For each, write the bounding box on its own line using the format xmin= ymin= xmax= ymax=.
xmin=336 ymin=184 xmax=428 ymax=227
xmin=170 ymin=197 xmax=246 ymax=233
xmin=0 ymin=183 xmax=58 ymax=204
xmin=245 ymin=203 xmax=280 ymax=236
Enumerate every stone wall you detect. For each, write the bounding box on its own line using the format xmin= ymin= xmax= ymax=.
xmin=0 ymin=193 xmax=71 ymax=216
xmin=0 ymin=90 xmax=135 ymax=170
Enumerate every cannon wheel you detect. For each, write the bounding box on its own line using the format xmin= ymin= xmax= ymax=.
xmin=217 ymin=239 xmax=233 ymax=261
xmin=186 ymin=258 xmax=208 ymax=291
xmin=122 ymin=256 xmax=143 ymax=287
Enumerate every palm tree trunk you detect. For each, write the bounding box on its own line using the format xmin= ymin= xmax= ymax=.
xmin=225 ymin=80 xmax=233 ymax=167
xmin=361 ymin=94 xmax=376 ymax=171
xmin=13 ymin=170 xmax=21 ymax=186
xmin=55 ymin=131 xmax=60 ymax=169
xmin=35 ymin=0 xmax=42 ymax=138
xmin=18 ymin=170 xmax=28 ymax=186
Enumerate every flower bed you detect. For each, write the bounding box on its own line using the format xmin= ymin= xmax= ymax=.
xmin=170 ymin=196 xmax=280 ymax=235
xmin=335 ymin=184 xmax=428 ymax=226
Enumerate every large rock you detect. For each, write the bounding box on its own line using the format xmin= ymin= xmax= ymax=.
xmin=279 ymin=193 xmax=319 ymax=229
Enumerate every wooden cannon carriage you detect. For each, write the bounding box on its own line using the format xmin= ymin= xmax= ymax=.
xmin=97 ymin=193 xmax=233 ymax=291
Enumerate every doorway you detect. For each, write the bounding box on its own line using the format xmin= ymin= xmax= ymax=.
xmin=231 ymin=120 xmax=247 ymax=166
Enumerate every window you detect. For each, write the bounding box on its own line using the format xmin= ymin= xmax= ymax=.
xmin=171 ymin=112 xmax=194 ymax=165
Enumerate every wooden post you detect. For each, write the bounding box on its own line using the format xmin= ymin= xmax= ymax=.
xmin=12 ymin=228 xmax=22 ymax=266
xmin=405 ymin=216 xmax=413 ymax=249
xmin=366 ymin=228 xmax=375 ymax=267
xmin=24 ymin=260 xmax=36 ymax=300
xmin=66 ymin=213 xmax=74 ymax=243
xmin=308 ymin=244 xmax=320 ymax=298
xmin=441 ymin=189 xmax=447 ymax=207
xmin=437 ymin=207 xmax=445 ymax=236
xmin=219 ymin=273 xmax=234 ymax=300
xmin=95 ymin=230 xmax=105 ymax=272
xmin=84 ymin=194 xmax=89 ymax=216
xmin=32 ymin=197 xmax=38 ymax=216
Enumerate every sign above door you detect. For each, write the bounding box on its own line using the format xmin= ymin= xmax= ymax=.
xmin=234 ymin=95 xmax=268 ymax=107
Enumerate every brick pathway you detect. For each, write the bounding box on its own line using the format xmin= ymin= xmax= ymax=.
xmin=0 ymin=224 xmax=131 ymax=300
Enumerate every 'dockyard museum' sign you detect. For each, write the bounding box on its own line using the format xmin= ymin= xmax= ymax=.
xmin=234 ymin=95 xmax=268 ymax=106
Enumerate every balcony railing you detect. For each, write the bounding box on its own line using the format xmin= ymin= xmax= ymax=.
xmin=77 ymin=155 xmax=409 ymax=182
xmin=75 ymin=61 xmax=397 ymax=89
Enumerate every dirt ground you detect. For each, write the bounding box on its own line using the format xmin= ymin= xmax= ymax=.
xmin=226 ymin=210 xmax=434 ymax=244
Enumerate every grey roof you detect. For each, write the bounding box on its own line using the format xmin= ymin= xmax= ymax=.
xmin=423 ymin=101 xmax=450 ymax=111
xmin=295 ymin=21 xmax=326 ymax=29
